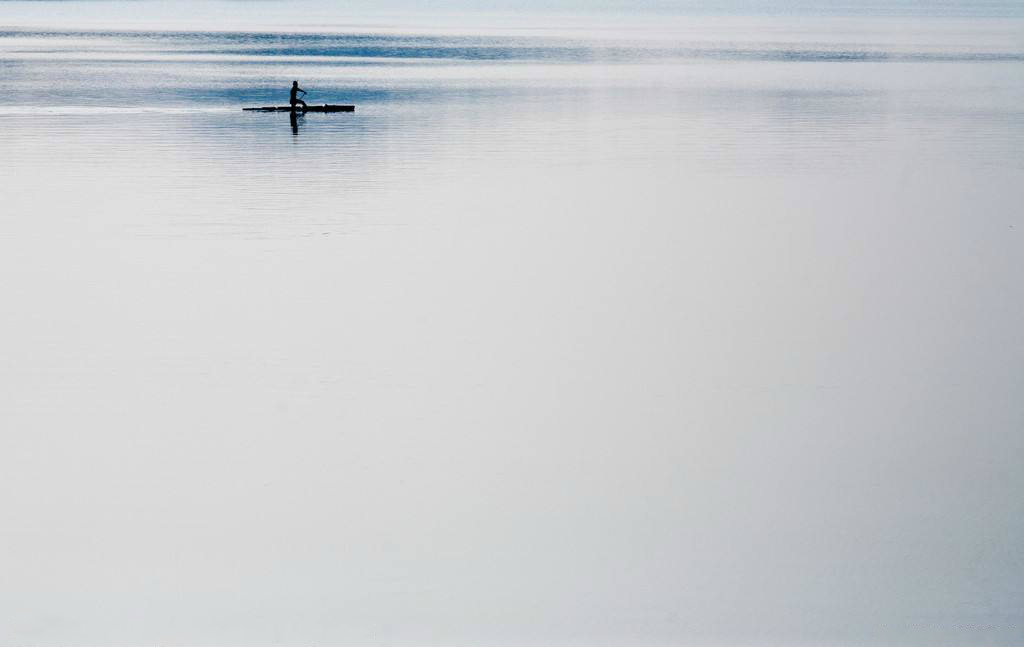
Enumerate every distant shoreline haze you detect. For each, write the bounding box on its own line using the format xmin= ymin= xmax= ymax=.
xmin=2 ymin=0 xmax=1024 ymax=32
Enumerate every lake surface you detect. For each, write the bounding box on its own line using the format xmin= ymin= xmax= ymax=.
xmin=1 ymin=3 xmax=1023 ymax=646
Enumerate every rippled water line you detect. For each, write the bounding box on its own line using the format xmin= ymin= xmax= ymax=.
xmin=0 ymin=105 xmax=238 ymax=114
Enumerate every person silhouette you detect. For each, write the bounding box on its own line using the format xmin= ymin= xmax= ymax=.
xmin=290 ymin=81 xmax=308 ymax=111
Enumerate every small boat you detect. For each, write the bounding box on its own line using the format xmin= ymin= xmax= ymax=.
xmin=243 ymin=105 xmax=355 ymax=113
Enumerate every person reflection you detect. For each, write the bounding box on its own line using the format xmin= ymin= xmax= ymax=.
xmin=290 ymin=110 xmax=300 ymax=136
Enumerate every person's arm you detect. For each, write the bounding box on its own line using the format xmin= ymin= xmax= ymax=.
xmin=298 ymin=87 xmax=307 ymax=95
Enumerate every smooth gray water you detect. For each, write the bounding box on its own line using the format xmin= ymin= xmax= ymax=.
xmin=1 ymin=3 xmax=1023 ymax=646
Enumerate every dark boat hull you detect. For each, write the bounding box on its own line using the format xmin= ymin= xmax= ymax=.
xmin=243 ymin=105 xmax=355 ymax=113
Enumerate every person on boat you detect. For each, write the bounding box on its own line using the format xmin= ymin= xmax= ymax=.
xmin=290 ymin=81 xmax=308 ymax=111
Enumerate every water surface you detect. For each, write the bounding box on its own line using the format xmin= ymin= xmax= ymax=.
xmin=1 ymin=4 xmax=1023 ymax=646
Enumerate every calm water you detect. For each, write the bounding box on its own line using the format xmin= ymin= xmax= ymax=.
xmin=1 ymin=3 xmax=1023 ymax=646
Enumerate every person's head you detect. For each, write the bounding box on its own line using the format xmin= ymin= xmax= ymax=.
xmin=292 ymin=81 xmax=298 ymax=87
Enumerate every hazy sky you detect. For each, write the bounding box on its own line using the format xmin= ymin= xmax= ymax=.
xmin=3 ymin=0 xmax=1024 ymax=26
